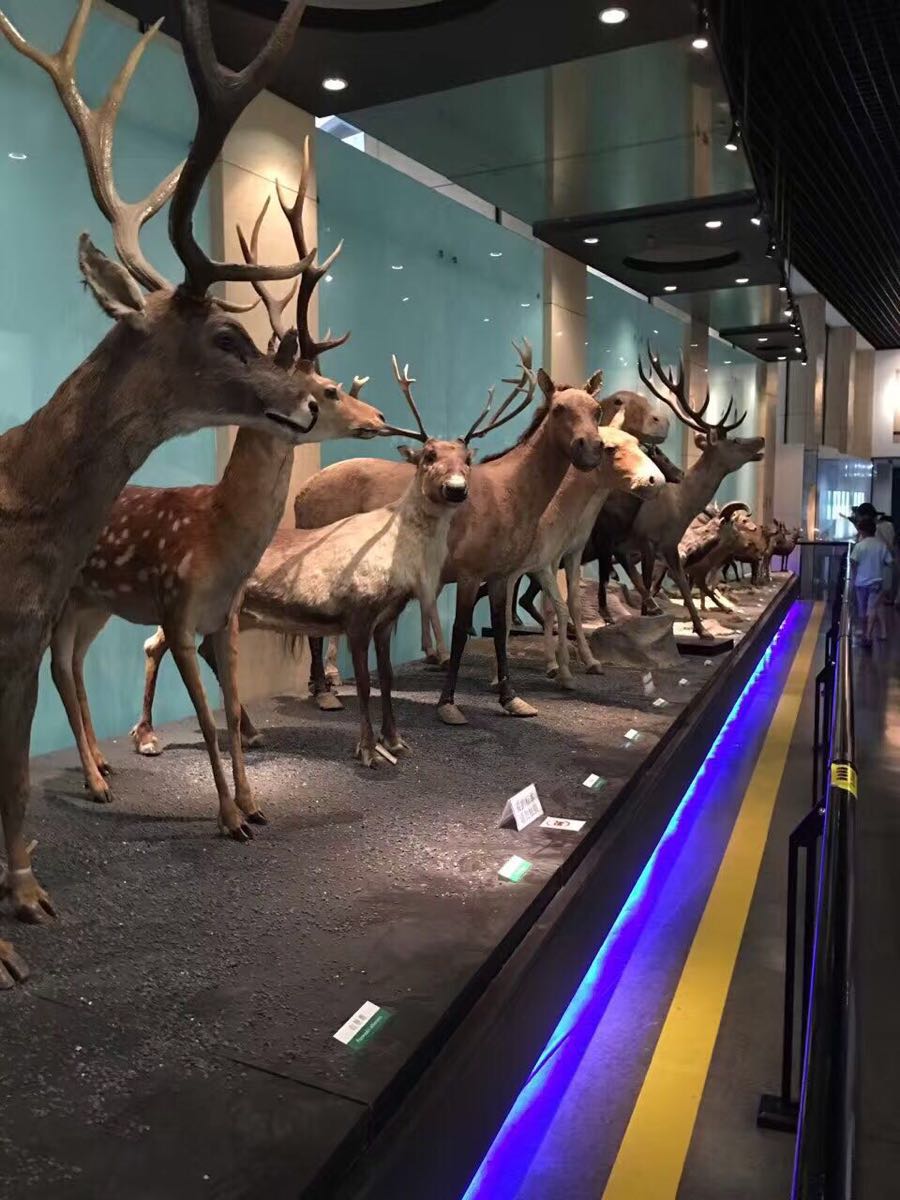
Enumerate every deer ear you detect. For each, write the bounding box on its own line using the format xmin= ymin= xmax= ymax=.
xmin=583 ymin=369 xmax=604 ymax=396
xmin=536 ymin=368 xmax=555 ymax=400
xmin=694 ymin=432 xmax=709 ymax=450
xmin=274 ymin=329 xmax=299 ymax=369
xmin=78 ymin=234 xmax=146 ymax=327
xmin=397 ymin=445 xmax=421 ymax=464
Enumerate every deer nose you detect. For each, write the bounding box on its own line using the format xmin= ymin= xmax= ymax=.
xmin=375 ymin=410 xmax=385 ymax=424
xmin=307 ymin=399 xmax=319 ymax=416
xmin=442 ymin=475 xmax=469 ymax=503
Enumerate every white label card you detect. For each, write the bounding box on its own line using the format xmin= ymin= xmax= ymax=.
xmin=541 ymin=816 xmax=586 ymax=833
xmin=652 ymin=697 xmax=669 ymax=708
xmin=499 ymin=783 xmax=544 ymax=831
xmin=624 ymin=728 xmax=641 ymax=741
xmin=334 ymin=1001 xmax=381 ymax=1045
xmin=678 ymin=678 xmax=689 ymax=686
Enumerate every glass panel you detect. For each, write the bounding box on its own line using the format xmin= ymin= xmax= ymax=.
xmin=316 ymin=130 xmax=544 ymax=661
xmin=1 ymin=0 xmax=216 ymax=753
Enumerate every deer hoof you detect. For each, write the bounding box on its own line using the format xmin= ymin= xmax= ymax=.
xmin=423 ymin=651 xmax=442 ymax=666
xmin=245 ymin=809 xmax=268 ymax=826
xmin=315 ymin=691 xmax=344 ymax=712
xmin=8 ymin=874 xmax=57 ymax=925
xmin=85 ymin=779 xmax=115 ymax=805
xmin=96 ymin=759 xmax=113 ymax=777
xmin=0 ymin=940 xmax=30 ymax=988
xmin=242 ymin=731 xmax=264 ymax=750
xmin=545 ymin=664 xmax=559 ymax=679
xmin=437 ymin=703 xmax=468 ymax=726
xmin=556 ymin=671 xmax=576 ymax=691
xmin=132 ymin=726 xmax=161 ymax=756
xmin=586 ymin=661 xmax=604 ymax=675
xmin=355 ymin=742 xmax=379 ymax=769
xmin=502 ymin=697 xmax=538 ymax=718
xmin=223 ymin=821 xmax=254 ymax=843
xmin=380 ymin=736 xmax=410 ymax=756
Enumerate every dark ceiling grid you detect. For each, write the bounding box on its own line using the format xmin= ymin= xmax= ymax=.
xmin=711 ymin=0 xmax=900 ymax=349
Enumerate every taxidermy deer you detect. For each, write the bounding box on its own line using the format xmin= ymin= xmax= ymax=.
xmin=0 ymin=0 xmax=310 ymax=979
xmin=50 ymin=146 xmax=389 ymax=840
xmin=682 ymin=503 xmax=765 ymax=610
xmin=192 ymin=358 xmax=476 ymax=767
xmin=614 ymin=351 xmax=765 ymax=638
xmin=772 ymin=522 xmax=801 ymax=571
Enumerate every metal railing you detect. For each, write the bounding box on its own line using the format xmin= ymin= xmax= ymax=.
xmin=758 ymin=552 xmax=857 ymax=1200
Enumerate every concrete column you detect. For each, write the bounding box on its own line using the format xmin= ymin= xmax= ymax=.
xmin=542 ymin=247 xmax=587 ymax=386
xmin=682 ymin=320 xmax=709 ymax=471
xmin=786 ymin=293 xmax=826 ymax=447
xmin=823 ymin=326 xmax=855 ymax=452
xmin=758 ymin=362 xmax=780 ymax=521
xmin=210 ymin=92 xmax=320 ymax=702
xmin=851 ymin=349 xmax=875 ymax=459
xmin=545 ymin=60 xmax=590 ymax=219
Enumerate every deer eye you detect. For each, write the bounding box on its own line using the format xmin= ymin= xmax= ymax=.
xmin=324 ymin=386 xmax=339 ymax=400
xmin=214 ymin=327 xmax=256 ymax=364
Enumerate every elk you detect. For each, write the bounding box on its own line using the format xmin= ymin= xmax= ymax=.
xmin=0 ymin=0 xmax=309 ymax=978
xmin=189 ymin=358 xmax=475 ymax=766
xmin=611 ymin=351 xmax=765 ymax=638
xmin=49 ymin=151 xmax=388 ymax=840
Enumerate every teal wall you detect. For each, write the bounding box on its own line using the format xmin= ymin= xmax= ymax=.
xmin=315 ymin=131 xmax=544 ymax=659
xmin=1 ymin=0 xmax=217 ymax=754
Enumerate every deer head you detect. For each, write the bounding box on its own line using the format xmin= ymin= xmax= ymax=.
xmin=637 ymin=348 xmax=765 ymax=470
xmin=535 ymin=369 xmax=610 ymax=471
xmin=1 ymin=0 xmax=321 ymax=444
xmin=598 ymin=390 xmax=671 ymax=444
xmin=384 ymin=360 xmax=472 ymax=505
xmin=593 ymin=428 xmax=665 ymax=498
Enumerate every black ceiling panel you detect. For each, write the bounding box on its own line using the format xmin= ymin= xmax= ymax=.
xmin=711 ymin=0 xmax=900 ymax=349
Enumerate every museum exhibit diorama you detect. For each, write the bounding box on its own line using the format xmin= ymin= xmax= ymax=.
xmin=1 ymin=1 xmax=897 ymax=1198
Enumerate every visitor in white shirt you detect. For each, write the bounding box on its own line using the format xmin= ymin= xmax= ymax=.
xmin=850 ymin=515 xmax=892 ymax=648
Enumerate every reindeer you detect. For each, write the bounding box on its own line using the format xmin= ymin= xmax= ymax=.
xmin=49 ymin=152 xmax=389 ymax=840
xmin=0 ymin=0 xmax=309 ymax=978
xmin=611 ymin=351 xmax=765 ymax=638
xmin=190 ymin=359 xmax=476 ymax=766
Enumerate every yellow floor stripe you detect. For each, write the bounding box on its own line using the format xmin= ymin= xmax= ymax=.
xmin=602 ymin=601 xmax=824 ymax=1200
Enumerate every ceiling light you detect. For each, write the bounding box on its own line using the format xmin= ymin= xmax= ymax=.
xmin=724 ymin=359 xmax=732 ymax=364
xmin=758 ymin=336 xmax=768 ymax=343
xmin=324 ymin=274 xmax=333 ymax=282
xmin=521 ymin=302 xmax=531 ymax=308
xmin=784 ymin=307 xmax=793 ymax=318
xmin=765 ymin=238 xmax=778 ymax=258
xmin=664 ymin=284 xmax=677 ymax=292
xmin=584 ymin=236 xmax=599 ymax=245
xmin=489 ymin=251 xmax=503 ymax=258
xmin=794 ymin=346 xmax=802 ymax=353
xmin=692 ymin=34 xmax=709 ymax=50
xmin=586 ymin=294 xmax=594 ymax=300
xmin=322 ymin=76 xmax=348 ymax=93
xmin=750 ymin=214 xmax=762 ymax=227
xmin=401 ymin=296 xmax=409 ymax=302
xmin=7 ymin=151 xmax=26 ymax=160
xmin=725 ymin=120 xmax=740 ymax=152
xmin=778 ymin=284 xmax=788 ymax=293
xmin=653 ymin=328 xmax=659 ymax=334
xmin=391 ymin=264 xmax=403 ymax=270
xmin=705 ymin=219 xmax=723 ymax=229
xmin=778 ymin=355 xmax=787 ymax=360
xmin=483 ymin=317 xmax=490 ymax=323
xmin=735 ymin=276 xmax=749 ymax=284
xmin=599 ymin=7 xmax=629 ymax=25
xmin=690 ymin=342 xmax=699 ymax=348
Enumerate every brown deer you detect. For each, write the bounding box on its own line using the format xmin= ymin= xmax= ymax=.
xmin=49 ymin=161 xmax=388 ymax=839
xmin=191 ymin=358 xmax=475 ymax=767
xmin=683 ymin=504 xmax=767 ymax=610
xmin=0 ymin=0 xmax=309 ymax=976
xmin=772 ymin=523 xmax=802 ymax=571
xmin=614 ymin=351 xmax=765 ymax=638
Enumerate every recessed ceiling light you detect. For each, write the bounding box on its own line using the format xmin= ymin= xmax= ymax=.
xmin=692 ymin=35 xmax=709 ymax=50
xmin=7 ymin=151 xmax=27 ymax=160
xmin=521 ymin=302 xmax=531 ymax=308
xmin=705 ymin=219 xmax=723 ymax=229
xmin=653 ymin=328 xmax=659 ymax=334
xmin=391 ymin=264 xmax=403 ymax=270
xmin=724 ymin=359 xmax=732 ymax=364
xmin=584 ymin=236 xmax=599 ymax=245
xmin=322 ymin=76 xmax=348 ymax=93
xmin=483 ymin=317 xmax=490 ymax=323
xmin=690 ymin=342 xmax=699 ymax=348
xmin=778 ymin=355 xmax=787 ymax=360
xmin=750 ymin=215 xmax=762 ymax=226
xmin=324 ymin=274 xmax=333 ymax=282
xmin=599 ymin=7 xmax=629 ymax=25
xmin=724 ymin=121 xmax=740 ymax=152
xmin=758 ymin=336 xmax=768 ymax=343
xmin=586 ymin=294 xmax=594 ymax=300
xmin=778 ymin=284 xmax=788 ymax=293
xmin=664 ymin=285 xmax=677 ymax=292
xmin=489 ymin=251 xmax=503 ymax=258
xmin=784 ymin=307 xmax=793 ymax=318
xmin=401 ymin=296 xmax=409 ymax=302
xmin=794 ymin=346 xmax=802 ymax=353
xmin=735 ymin=276 xmax=749 ymax=284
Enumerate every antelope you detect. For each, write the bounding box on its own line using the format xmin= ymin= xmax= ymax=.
xmin=612 ymin=351 xmax=765 ymax=638
xmin=49 ymin=155 xmax=389 ymax=840
xmin=191 ymin=358 xmax=476 ymax=766
xmin=0 ymin=0 xmax=309 ymax=978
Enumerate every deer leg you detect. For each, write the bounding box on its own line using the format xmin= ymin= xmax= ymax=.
xmin=565 ymin=551 xmax=602 ymax=672
xmin=510 ymin=575 xmax=524 ymax=627
xmin=167 ymin=631 xmax=252 ymax=842
xmin=0 ymin=669 xmax=56 ymax=924
xmin=618 ymin=553 xmax=661 ymax=615
xmin=348 ymin=627 xmax=378 ymax=768
xmin=518 ymin=574 xmax=544 ymax=628
xmin=535 ymin=566 xmax=574 ymax=689
xmin=196 ymin=634 xmax=261 ymax=745
xmin=324 ymin=637 xmax=342 ymax=685
xmin=209 ymin=615 xmax=264 ymax=825
xmin=437 ymin=578 xmax=479 ymax=725
xmin=50 ymin=607 xmax=113 ymax=804
xmin=665 ymin=548 xmax=709 ymax=638
xmin=489 ymin=576 xmax=538 ymax=717
xmin=431 ymin=597 xmax=449 ymax=665
xmin=130 ymin=626 xmax=167 ymax=756
xmin=374 ymin=617 xmax=407 ymax=756
xmin=309 ymin=635 xmax=343 ymax=713
xmin=72 ymin=611 xmax=114 ymax=777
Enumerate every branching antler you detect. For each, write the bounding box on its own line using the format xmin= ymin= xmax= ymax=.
xmin=463 ymin=337 xmax=536 ymax=444
xmin=349 ymin=375 xmax=370 ymax=398
xmin=276 ymin=136 xmax=350 ymax=364
xmin=638 ymin=345 xmax=747 ymax=439
xmin=169 ymin=0 xmax=310 ymax=296
xmin=0 ymin=1 xmax=179 ymax=292
xmin=236 ymin=195 xmax=312 ymax=349
xmin=381 ymin=356 xmax=431 ymax=442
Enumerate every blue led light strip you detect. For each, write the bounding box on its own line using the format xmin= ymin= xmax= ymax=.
xmin=461 ymin=602 xmax=805 ymax=1200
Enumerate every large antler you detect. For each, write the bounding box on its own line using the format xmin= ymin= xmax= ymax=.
xmin=276 ymin=136 xmax=350 ymax=364
xmin=236 ymin=195 xmax=313 ymax=349
xmin=169 ymin=0 xmax=310 ymax=296
xmin=637 ymin=346 xmax=747 ymax=439
xmin=463 ymin=337 xmax=536 ymax=444
xmin=0 ymin=1 xmax=179 ymax=292
xmin=381 ymin=357 xmax=431 ymax=442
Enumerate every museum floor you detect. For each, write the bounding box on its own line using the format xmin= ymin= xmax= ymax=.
xmin=8 ymin=575 xmax=891 ymax=1199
